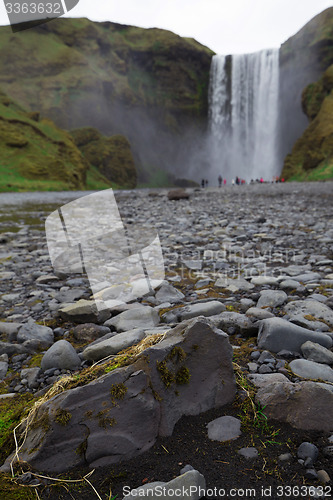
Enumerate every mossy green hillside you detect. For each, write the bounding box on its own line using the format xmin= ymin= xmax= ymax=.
xmin=71 ymin=127 xmax=137 ymax=188
xmin=0 ymin=90 xmax=88 ymax=191
xmin=282 ymin=64 xmax=333 ymax=181
xmin=0 ymin=90 xmax=137 ymax=191
xmin=0 ymin=18 xmax=214 ymax=181
xmin=279 ymin=7 xmax=333 ymax=168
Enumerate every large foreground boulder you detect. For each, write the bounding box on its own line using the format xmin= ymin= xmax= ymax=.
xmin=4 ymin=318 xmax=236 ymax=472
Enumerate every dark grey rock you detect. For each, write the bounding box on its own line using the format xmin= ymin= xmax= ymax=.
xmin=257 ymin=290 xmax=287 ymax=308
xmin=180 ymin=465 xmax=195 ymax=474
xmin=178 ymin=301 xmax=226 ymax=321
xmin=155 ymin=283 xmax=185 ymax=305
xmin=256 ymin=380 xmax=333 ymax=431
xmin=20 ymin=367 xmax=41 ymax=389
xmin=17 ymin=319 xmax=54 ymax=348
xmin=0 ymin=322 xmax=23 ymax=340
xmin=82 ymin=329 xmax=146 ymax=361
xmin=257 ymin=317 xmax=332 ymax=353
xmin=289 ymin=359 xmax=333 ymax=383
xmin=284 ymin=299 xmax=333 ymax=328
xmin=0 ymin=361 xmax=8 ymax=379
xmin=59 ymin=299 xmax=110 ymax=324
xmin=209 ymin=311 xmax=258 ymax=337
xmin=4 ymin=318 xmax=236 ymax=472
xmin=246 ymin=307 xmax=275 ymax=320
xmin=41 ymin=340 xmax=81 ymax=371
xmin=301 ymin=341 xmax=333 ymax=365
xmin=0 ymin=342 xmax=28 ymax=356
xmin=71 ymin=323 xmax=111 ymax=343
xmin=53 ymin=288 xmax=85 ymax=303
xmin=105 ymin=306 xmax=159 ymax=332
xmin=297 ymin=441 xmax=319 ymax=463
xmin=305 ymin=469 xmax=318 ymax=480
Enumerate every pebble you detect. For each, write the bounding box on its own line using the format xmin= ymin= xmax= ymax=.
xmin=297 ymin=442 xmax=319 ymax=463
xmin=207 ymin=416 xmax=241 ymax=442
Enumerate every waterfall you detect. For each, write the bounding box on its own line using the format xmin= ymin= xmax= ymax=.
xmin=208 ymin=49 xmax=280 ymax=182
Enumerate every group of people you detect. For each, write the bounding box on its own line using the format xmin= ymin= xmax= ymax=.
xmin=200 ymin=175 xmax=285 ymax=188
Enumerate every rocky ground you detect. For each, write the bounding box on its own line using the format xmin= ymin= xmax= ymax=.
xmin=0 ymin=182 xmax=333 ymax=499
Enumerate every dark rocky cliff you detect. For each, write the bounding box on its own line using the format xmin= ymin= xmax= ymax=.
xmin=0 ymin=18 xmax=214 ymax=181
xmin=279 ymin=7 xmax=333 ymax=176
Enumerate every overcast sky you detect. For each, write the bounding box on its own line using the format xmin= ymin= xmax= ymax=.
xmin=0 ymin=0 xmax=332 ymax=54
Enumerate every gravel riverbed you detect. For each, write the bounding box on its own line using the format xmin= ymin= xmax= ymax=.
xmin=0 ymin=182 xmax=333 ymax=499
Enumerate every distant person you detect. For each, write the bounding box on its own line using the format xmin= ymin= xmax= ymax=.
xmin=223 ymin=178 xmax=227 ymax=185
xmin=218 ymin=175 xmax=222 ymax=187
xmin=205 ymin=179 xmax=208 ymax=187
xmin=232 ymin=179 xmax=235 ymax=186
xmin=235 ymin=176 xmax=239 ymax=185
xmin=201 ymin=179 xmax=205 ymax=188
xmin=260 ymin=177 xmax=264 ymax=183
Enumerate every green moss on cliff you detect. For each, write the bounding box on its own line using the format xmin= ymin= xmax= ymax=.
xmin=282 ymin=64 xmax=333 ymax=181
xmin=71 ymin=127 xmax=137 ymax=188
xmin=0 ymin=90 xmax=88 ymax=191
xmin=0 ymin=18 xmax=214 ymax=184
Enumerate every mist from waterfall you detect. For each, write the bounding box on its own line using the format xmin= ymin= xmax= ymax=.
xmin=208 ymin=49 xmax=280 ymax=182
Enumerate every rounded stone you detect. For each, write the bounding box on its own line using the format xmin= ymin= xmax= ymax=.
xmin=207 ymin=416 xmax=241 ymax=442
xmin=297 ymin=442 xmax=319 ymax=463
xmin=237 ymin=447 xmax=259 ymax=459
xmin=41 ymin=340 xmax=81 ymax=371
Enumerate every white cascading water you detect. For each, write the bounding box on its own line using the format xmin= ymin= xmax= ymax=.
xmin=209 ymin=49 xmax=280 ymax=182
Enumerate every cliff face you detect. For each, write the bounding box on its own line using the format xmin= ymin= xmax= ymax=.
xmin=0 ymin=90 xmax=137 ymax=191
xmin=282 ymin=64 xmax=333 ymax=180
xmin=0 ymin=89 xmax=87 ymax=191
xmin=0 ymin=18 xmax=214 ymax=180
xmin=279 ymin=7 xmax=333 ymax=173
xmin=70 ymin=128 xmax=137 ymax=188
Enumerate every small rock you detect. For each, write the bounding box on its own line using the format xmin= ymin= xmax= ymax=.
xmin=105 ymin=306 xmax=159 ymax=332
xmin=20 ymin=367 xmax=41 ymax=389
xmin=41 ymin=340 xmax=81 ymax=371
xmin=0 ymin=361 xmax=8 ymax=379
xmin=317 ymin=469 xmax=331 ymax=484
xmin=305 ymin=469 xmax=318 ymax=480
xmin=178 ymin=301 xmax=225 ymax=321
xmin=17 ymin=319 xmax=54 ymax=348
xmin=297 ymin=442 xmax=319 ymax=463
xmin=207 ymin=416 xmax=241 ymax=442
xmin=82 ymin=329 xmax=146 ymax=361
xmin=301 ymin=341 xmax=333 ymax=365
xmin=289 ymin=359 xmax=333 ymax=383
xmin=167 ymin=189 xmax=190 ymax=200
xmin=257 ymin=290 xmax=287 ymax=308
xmin=59 ymin=299 xmax=110 ymax=324
xmin=71 ymin=323 xmax=111 ymax=343
xmin=237 ymin=447 xmax=258 ymax=459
